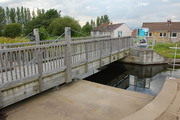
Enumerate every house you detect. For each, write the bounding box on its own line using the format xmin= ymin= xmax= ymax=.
xmin=91 ymin=23 xmax=132 ymax=38
xmin=142 ymin=21 xmax=180 ymax=42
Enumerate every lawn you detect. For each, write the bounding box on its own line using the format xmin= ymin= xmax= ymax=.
xmin=153 ymin=43 xmax=180 ymax=59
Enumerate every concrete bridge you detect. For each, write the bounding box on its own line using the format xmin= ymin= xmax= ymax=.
xmin=0 ymin=27 xmax=133 ymax=108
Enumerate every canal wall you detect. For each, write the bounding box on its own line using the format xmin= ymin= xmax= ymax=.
xmin=121 ymin=48 xmax=169 ymax=65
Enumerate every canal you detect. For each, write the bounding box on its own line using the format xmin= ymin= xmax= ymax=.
xmin=85 ymin=62 xmax=180 ymax=96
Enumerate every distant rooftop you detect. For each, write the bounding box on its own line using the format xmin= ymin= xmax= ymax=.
xmin=92 ymin=23 xmax=123 ymax=32
xmin=142 ymin=22 xmax=180 ymax=32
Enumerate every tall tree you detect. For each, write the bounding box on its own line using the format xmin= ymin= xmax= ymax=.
xmin=103 ymin=15 xmax=110 ymax=24
xmin=32 ymin=9 xmax=36 ymax=19
xmin=96 ymin=16 xmax=100 ymax=26
xmin=25 ymin=9 xmax=61 ymax=35
xmin=6 ymin=7 xmax=10 ymax=24
xmin=24 ymin=7 xmax=28 ymax=24
xmin=21 ymin=6 xmax=24 ymax=24
xmin=0 ymin=7 xmax=6 ymax=36
xmin=37 ymin=8 xmax=42 ymax=16
xmin=16 ymin=7 xmax=21 ymax=23
xmin=41 ymin=9 xmax=45 ymax=15
xmin=82 ymin=21 xmax=92 ymax=36
xmin=100 ymin=16 xmax=104 ymax=24
xmin=27 ymin=8 xmax=31 ymax=22
xmin=10 ymin=8 xmax=16 ymax=23
xmin=90 ymin=19 xmax=95 ymax=28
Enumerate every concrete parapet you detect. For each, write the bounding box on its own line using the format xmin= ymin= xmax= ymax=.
xmin=121 ymin=48 xmax=169 ymax=65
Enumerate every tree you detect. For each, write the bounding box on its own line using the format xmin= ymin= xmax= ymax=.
xmin=103 ymin=15 xmax=110 ymax=24
xmin=25 ymin=9 xmax=61 ymax=35
xmin=16 ymin=7 xmax=21 ymax=23
xmin=21 ymin=6 xmax=24 ymax=24
xmin=9 ymin=8 xmax=16 ymax=23
xmin=48 ymin=16 xmax=81 ymax=36
xmin=0 ymin=7 xmax=6 ymax=36
xmin=90 ymin=20 xmax=95 ymax=28
xmin=6 ymin=7 xmax=10 ymax=24
xmin=100 ymin=16 xmax=104 ymax=25
xmin=27 ymin=8 xmax=31 ymax=22
xmin=24 ymin=7 xmax=28 ymax=24
xmin=39 ymin=26 xmax=48 ymax=40
xmin=82 ymin=22 xmax=93 ymax=36
xmin=32 ymin=9 xmax=36 ymax=19
xmin=96 ymin=16 xmax=101 ymax=26
xmin=3 ymin=23 xmax=21 ymax=38
xmin=96 ymin=15 xmax=110 ymax=26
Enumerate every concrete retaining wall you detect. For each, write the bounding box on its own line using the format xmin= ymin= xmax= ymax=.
xmin=121 ymin=48 xmax=168 ymax=65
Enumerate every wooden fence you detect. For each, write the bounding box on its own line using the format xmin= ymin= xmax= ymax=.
xmin=0 ymin=27 xmax=133 ymax=108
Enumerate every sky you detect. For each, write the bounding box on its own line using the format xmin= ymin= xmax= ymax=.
xmin=0 ymin=0 xmax=180 ymax=28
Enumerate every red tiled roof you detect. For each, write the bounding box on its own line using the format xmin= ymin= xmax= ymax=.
xmin=92 ymin=23 xmax=123 ymax=32
xmin=142 ymin=22 xmax=180 ymax=32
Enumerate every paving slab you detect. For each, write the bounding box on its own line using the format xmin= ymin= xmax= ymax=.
xmin=1 ymin=80 xmax=154 ymax=120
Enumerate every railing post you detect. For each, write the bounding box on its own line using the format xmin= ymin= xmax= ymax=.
xmin=100 ymin=40 xmax=103 ymax=67
xmin=34 ymin=29 xmax=40 ymax=45
xmin=37 ymin=49 xmax=44 ymax=91
xmin=0 ymin=90 xmax=3 ymax=108
xmin=65 ymin=27 xmax=72 ymax=83
xmin=110 ymin=38 xmax=113 ymax=63
xmin=85 ymin=42 xmax=89 ymax=73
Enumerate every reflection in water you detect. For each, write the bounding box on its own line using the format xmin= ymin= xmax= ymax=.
xmin=85 ymin=62 xmax=180 ymax=96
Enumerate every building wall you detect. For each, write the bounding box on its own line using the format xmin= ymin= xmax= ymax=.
xmin=91 ymin=24 xmax=132 ymax=38
xmin=148 ymin=31 xmax=180 ymax=43
xmin=113 ymin=24 xmax=132 ymax=37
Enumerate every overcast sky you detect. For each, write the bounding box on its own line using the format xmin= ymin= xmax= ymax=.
xmin=0 ymin=0 xmax=180 ymax=28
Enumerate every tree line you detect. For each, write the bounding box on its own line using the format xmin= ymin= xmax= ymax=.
xmin=0 ymin=6 xmax=110 ymax=39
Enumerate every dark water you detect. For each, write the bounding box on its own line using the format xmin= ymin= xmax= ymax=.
xmin=85 ymin=62 xmax=180 ymax=96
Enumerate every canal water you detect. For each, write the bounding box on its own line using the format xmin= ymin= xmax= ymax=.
xmin=85 ymin=62 xmax=180 ymax=96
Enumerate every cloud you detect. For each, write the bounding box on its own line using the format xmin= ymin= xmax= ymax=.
xmin=0 ymin=0 xmax=180 ymax=28
xmin=161 ymin=0 xmax=169 ymax=2
xmin=137 ymin=2 xmax=149 ymax=7
xmin=0 ymin=0 xmax=12 ymax=3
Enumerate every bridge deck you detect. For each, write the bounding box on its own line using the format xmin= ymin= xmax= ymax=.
xmin=2 ymin=80 xmax=154 ymax=120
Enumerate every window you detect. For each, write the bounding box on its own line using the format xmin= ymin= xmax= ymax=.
xmin=159 ymin=33 xmax=166 ymax=37
xmin=118 ymin=31 xmax=122 ymax=37
xmin=171 ymin=33 xmax=177 ymax=38
xmin=149 ymin=33 xmax=152 ymax=37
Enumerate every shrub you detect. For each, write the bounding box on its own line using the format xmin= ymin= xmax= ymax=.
xmin=3 ymin=23 xmax=21 ymax=38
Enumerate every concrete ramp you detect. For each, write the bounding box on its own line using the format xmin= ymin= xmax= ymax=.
xmin=2 ymin=80 xmax=154 ymax=120
xmin=122 ymin=78 xmax=180 ymax=120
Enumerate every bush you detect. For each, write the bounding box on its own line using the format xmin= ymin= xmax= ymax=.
xmin=3 ymin=23 xmax=22 ymax=38
xmin=39 ymin=26 xmax=48 ymax=40
xmin=48 ymin=16 xmax=81 ymax=37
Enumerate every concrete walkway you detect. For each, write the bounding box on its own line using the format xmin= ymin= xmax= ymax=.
xmin=122 ymin=77 xmax=180 ymax=120
xmin=2 ymin=80 xmax=154 ymax=120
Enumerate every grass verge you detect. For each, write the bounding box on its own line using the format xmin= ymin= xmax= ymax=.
xmin=153 ymin=43 xmax=180 ymax=59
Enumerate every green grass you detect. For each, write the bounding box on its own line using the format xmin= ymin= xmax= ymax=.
xmin=153 ymin=43 xmax=180 ymax=59
xmin=0 ymin=37 xmax=29 ymax=44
